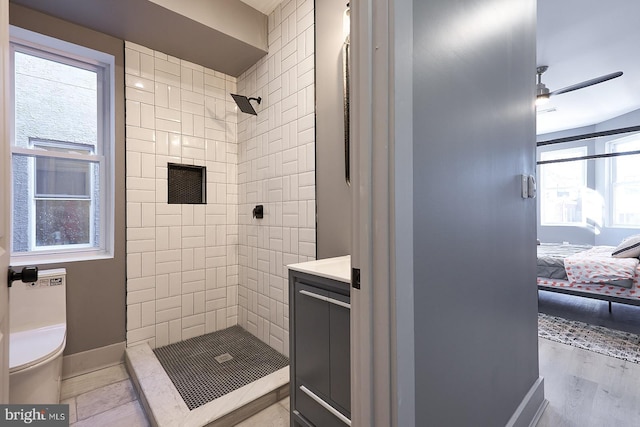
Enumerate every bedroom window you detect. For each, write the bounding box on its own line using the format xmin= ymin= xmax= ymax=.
xmin=10 ymin=26 xmax=115 ymax=263
xmin=539 ymin=147 xmax=588 ymax=226
xmin=608 ymin=137 xmax=640 ymax=227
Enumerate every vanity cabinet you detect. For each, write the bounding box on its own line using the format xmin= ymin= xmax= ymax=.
xmin=289 ymin=262 xmax=351 ymax=427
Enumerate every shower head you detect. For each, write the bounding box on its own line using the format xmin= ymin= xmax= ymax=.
xmin=230 ymin=93 xmax=261 ymax=115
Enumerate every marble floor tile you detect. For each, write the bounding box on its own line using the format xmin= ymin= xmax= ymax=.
xmin=234 ymin=400 xmax=290 ymax=427
xmin=61 ymin=397 xmax=77 ymax=424
xmin=278 ymin=397 xmax=290 ymax=412
xmin=61 ymin=364 xmax=130 ymax=400
xmin=75 ymin=379 xmax=137 ymax=421
xmin=72 ymin=400 xmax=150 ymax=427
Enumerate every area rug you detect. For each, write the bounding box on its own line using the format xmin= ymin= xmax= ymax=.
xmin=538 ymin=312 xmax=640 ymax=364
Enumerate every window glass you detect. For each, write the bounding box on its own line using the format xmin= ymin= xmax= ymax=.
xmin=35 ymin=200 xmax=92 ymax=247
xmin=539 ymin=147 xmax=588 ymax=226
xmin=609 ymin=138 xmax=640 ymax=227
xmin=14 ymin=51 xmax=97 ymax=149
xmin=35 ymin=157 xmax=92 ymax=198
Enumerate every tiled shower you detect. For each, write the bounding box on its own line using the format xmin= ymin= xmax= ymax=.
xmin=124 ymin=40 xmax=240 ymax=349
xmin=237 ymin=0 xmax=316 ymax=356
xmin=125 ymin=0 xmax=315 ymax=359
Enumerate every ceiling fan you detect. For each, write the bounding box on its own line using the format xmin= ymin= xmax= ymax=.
xmin=536 ymin=65 xmax=623 ymax=106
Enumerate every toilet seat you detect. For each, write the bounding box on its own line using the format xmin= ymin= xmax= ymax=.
xmin=9 ymin=324 xmax=67 ymax=373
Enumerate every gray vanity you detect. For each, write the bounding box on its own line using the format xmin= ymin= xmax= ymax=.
xmin=288 ymin=256 xmax=351 ymax=427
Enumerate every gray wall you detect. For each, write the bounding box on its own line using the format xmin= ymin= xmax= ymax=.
xmin=10 ymin=4 xmax=126 ymax=355
xmin=537 ymin=109 xmax=640 ymax=246
xmin=315 ymin=0 xmax=352 ymax=258
xmin=412 ymin=0 xmax=540 ymax=425
xmin=148 ymin=0 xmax=267 ymax=49
xmin=9 ymin=0 xmax=267 ymax=76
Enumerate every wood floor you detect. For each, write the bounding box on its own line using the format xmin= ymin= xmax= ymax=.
xmin=537 ymin=338 xmax=640 ymax=427
xmin=537 ymin=291 xmax=640 ymax=427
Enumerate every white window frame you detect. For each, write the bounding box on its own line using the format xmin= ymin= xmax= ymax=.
xmin=29 ymin=139 xmax=97 ymax=251
xmin=606 ymin=135 xmax=640 ymax=228
xmin=539 ymin=146 xmax=588 ymax=226
xmin=9 ymin=26 xmax=115 ymax=265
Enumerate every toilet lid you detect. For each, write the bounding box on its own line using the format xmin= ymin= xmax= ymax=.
xmin=9 ymin=324 xmax=66 ymax=373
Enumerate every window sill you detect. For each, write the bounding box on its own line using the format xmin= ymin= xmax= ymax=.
xmin=10 ymin=251 xmax=114 ymax=267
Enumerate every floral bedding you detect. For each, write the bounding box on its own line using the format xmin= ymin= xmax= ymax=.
xmin=564 ymin=246 xmax=639 ymax=289
xmin=537 ymin=244 xmax=640 ymax=303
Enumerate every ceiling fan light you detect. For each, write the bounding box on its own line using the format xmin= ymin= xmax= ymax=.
xmin=536 ymin=94 xmax=550 ymax=106
xmin=536 ymin=80 xmax=550 ymax=106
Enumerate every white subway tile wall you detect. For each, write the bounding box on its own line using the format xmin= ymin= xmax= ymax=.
xmin=125 ymin=41 xmax=240 ymax=349
xmin=125 ymin=0 xmax=315 ymax=357
xmin=237 ymin=0 xmax=315 ymax=357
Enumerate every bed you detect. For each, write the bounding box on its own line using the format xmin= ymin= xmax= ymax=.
xmin=537 ymin=238 xmax=640 ymax=309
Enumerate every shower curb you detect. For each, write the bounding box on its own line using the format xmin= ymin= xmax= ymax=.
xmin=125 ymin=343 xmax=289 ymax=427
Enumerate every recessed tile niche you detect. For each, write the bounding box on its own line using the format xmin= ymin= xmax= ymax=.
xmin=167 ymin=163 xmax=206 ymax=204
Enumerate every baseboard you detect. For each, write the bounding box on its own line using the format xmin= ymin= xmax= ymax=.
xmin=506 ymin=376 xmax=547 ymax=427
xmin=62 ymin=341 xmax=126 ymax=379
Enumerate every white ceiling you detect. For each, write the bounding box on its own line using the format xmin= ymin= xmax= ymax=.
xmin=537 ymin=0 xmax=640 ymax=135
xmin=240 ymin=0 xmax=280 ymax=15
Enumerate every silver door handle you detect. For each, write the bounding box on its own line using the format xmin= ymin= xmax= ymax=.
xmin=299 ymin=385 xmax=351 ymax=426
xmin=299 ymin=289 xmax=351 ymax=309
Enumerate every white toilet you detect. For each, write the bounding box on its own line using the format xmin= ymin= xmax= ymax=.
xmin=9 ymin=268 xmax=67 ymax=404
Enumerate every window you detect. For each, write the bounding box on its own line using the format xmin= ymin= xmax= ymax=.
xmin=608 ymin=137 xmax=640 ymax=227
xmin=10 ymin=27 xmax=114 ymax=263
xmin=539 ymin=147 xmax=588 ymax=226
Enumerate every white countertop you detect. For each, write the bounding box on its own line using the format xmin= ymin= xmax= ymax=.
xmin=287 ymin=255 xmax=351 ymax=284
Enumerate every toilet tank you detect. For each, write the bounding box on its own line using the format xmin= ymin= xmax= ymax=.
xmin=9 ymin=268 xmax=67 ymax=333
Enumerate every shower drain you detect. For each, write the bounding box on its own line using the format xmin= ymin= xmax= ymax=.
xmin=214 ymin=353 xmax=233 ymax=363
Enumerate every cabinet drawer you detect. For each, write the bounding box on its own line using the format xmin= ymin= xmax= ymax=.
xmin=295 ymin=384 xmax=350 ymax=427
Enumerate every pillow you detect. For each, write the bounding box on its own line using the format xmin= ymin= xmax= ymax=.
xmin=612 ymin=235 xmax=640 ymax=258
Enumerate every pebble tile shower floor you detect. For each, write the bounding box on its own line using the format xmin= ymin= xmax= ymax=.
xmin=153 ymin=325 xmax=289 ymax=410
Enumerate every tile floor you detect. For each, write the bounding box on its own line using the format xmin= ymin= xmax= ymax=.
xmin=234 ymin=398 xmax=289 ymax=427
xmin=60 ymin=362 xmax=288 ymax=427
xmin=60 ymin=364 xmax=149 ymax=427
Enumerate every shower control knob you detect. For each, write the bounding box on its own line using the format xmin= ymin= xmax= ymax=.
xmin=253 ymin=205 xmax=264 ymax=219
xmin=7 ymin=266 xmax=38 ymax=287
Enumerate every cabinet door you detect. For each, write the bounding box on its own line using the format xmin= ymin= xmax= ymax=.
xmin=294 ymin=282 xmax=330 ymax=397
xmin=329 ymin=292 xmax=351 ymax=414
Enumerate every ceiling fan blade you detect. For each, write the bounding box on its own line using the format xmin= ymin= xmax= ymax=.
xmin=550 ymin=71 xmax=623 ymax=96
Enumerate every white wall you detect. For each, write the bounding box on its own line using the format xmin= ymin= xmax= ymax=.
xmin=125 ymin=41 xmax=240 ymax=348
xmin=237 ymin=0 xmax=315 ymax=357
